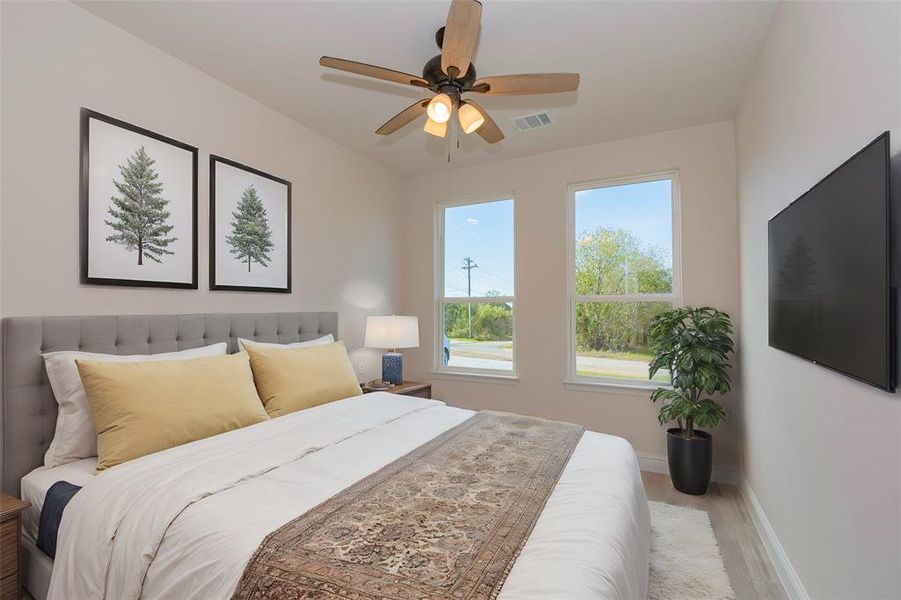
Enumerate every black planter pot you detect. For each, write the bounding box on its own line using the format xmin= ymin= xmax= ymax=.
xmin=666 ymin=428 xmax=713 ymax=495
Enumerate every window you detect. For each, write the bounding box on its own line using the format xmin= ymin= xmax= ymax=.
xmin=436 ymin=196 xmax=515 ymax=374
xmin=567 ymin=173 xmax=679 ymax=386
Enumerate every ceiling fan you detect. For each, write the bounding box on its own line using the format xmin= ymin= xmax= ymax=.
xmin=319 ymin=0 xmax=580 ymax=144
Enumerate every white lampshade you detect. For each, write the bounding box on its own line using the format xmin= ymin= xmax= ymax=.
xmin=457 ymin=102 xmax=485 ymax=134
xmin=426 ymin=93 xmax=452 ymax=124
xmin=365 ymin=315 xmax=420 ymax=349
xmin=423 ymin=117 xmax=447 ymax=138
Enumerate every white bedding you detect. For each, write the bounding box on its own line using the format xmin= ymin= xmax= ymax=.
xmin=48 ymin=393 xmax=650 ymax=600
xmin=20 ymin=458 xmax=97 ymax=539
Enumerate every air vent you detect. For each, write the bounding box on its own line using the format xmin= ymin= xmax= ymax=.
xmin=512 ymin=111 xmax=553 ymax=131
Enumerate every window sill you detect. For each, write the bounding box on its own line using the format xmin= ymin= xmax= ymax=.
xmin=563 ymin=378 xmax=663 ymax=395
xmin=428 ymin=370 xmax=520 ymax=385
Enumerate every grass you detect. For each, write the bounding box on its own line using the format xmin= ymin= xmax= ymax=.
xmin=575 ymin=348 xmax=656 ymax=362
xmin=449 ymin=338 xmax=513 ymax=346
xmin=577 ymin=369 xmax=670 ymax=383
xmin=446 ymin=339 xmax=670 ymax=384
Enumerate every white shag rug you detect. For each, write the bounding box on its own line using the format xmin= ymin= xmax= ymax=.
xmin=648 ymin=501 xmax=736 ymax=600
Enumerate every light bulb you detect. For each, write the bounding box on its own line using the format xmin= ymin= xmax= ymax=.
xmin=423 ymin=117 xmax=447 ymax=138
xmin=426 ymin=94 xmax=452 ymax=124
xmin=457 ymin=102 xmax=485 ymax=134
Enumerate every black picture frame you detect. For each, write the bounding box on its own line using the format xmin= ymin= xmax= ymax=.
xmin=209 ymin=155 xmax=292 ymax=293
xmin=80 ymin=108 xmax=198 ymax=289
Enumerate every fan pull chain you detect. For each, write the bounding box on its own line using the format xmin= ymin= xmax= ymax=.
xmin=447 ymin=113 xmax=454 ymax=162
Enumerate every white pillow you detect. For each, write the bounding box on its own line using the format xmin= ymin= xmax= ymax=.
xmin=237 ymin=334 xmax=334 ymax=351
xmin=42 ymin=343 xmax=227 ymax=467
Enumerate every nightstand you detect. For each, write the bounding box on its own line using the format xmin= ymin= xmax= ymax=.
xmin=0 ymin=493 xmax=28 ymax=600
xmin=362 ymin=380 xmax=431 ymax=399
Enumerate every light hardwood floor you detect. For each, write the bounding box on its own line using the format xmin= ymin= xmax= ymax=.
xmin=643 ymin=471 xmax=788 ymax=599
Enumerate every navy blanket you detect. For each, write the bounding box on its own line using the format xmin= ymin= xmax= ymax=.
xmin=36 ymin=481 xmax=82 ymax=559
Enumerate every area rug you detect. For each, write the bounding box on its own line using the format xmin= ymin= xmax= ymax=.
xmin=648 ymin=501 xmax=736 ymax=600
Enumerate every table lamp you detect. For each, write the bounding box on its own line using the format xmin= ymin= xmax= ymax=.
xmin=364 ymin=315 xmax=419 ymax=385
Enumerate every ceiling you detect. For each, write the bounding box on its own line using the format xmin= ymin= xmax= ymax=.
xmin=78 ymin=1 xmax=776 ymax=177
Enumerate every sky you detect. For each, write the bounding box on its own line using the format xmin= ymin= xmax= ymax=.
xmin=574 ymin=178 xmax=673 ymax=264
xmin=444 ymin=199 xmax=514 ymax=297
xmin=442 ymin=179 xmax=673 ymax=298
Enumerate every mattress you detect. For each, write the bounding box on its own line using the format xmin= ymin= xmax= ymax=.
xmin=20 ymin=458 xmax=97 ymax=540
xmin=48 ymin=394 xmax=651 ymax=599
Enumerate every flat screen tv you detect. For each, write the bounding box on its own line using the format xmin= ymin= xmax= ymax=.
xmin=768 ymin=132 xmax=894 ymax=391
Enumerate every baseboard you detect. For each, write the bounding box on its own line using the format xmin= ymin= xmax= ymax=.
xmin=739 ymin=477 xmax=810 ymax=600
xmin=637 ymin=453 xmax=738 ymax=485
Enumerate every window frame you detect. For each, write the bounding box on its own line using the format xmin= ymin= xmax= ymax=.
xmin=565 ymin=170 xmax=682 ymax=388
xmin=434 ymin=193 xmax=517 ymax=377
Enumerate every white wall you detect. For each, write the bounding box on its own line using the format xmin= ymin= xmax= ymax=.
xmin=0 ymin=2 xmax=404 ymax=380
xmin=8 ymin=9 xmax=900 ymax=595
xmin=736 ymin=2 xmax=901 ymax=598
xmin=401 ymin=121 xmax=741 ymax=469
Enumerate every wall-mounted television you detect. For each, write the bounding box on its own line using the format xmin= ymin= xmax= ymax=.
xmin=768 ymin=132 xmax=894 ymax=391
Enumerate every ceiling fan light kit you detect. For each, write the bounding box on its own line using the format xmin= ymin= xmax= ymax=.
xmin=458 ymin=102 xmax=485 ymax=134
xmin=427 ymin=94 xmax=453 ymax=124
xmin=319 ymin=0 xmax=580 ymax=148
xmin=423 ymin=117 xmax=448 ymax=138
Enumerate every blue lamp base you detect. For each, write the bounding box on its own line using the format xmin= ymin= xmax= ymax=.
xmin=382 ymin=352 xmax=403 ymax=385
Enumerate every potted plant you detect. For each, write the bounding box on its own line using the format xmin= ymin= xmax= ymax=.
xmin=648 ymin=306 xmax=734 ymax=495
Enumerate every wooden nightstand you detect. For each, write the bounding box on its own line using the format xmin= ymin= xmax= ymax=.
xmin=0 ymin=493 xmax=28 ymax=600
xmin=362 ymin=380 xmax=431 ymax=399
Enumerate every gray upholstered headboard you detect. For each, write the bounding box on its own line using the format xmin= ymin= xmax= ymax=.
xmin=0 ymin=312 xmax=338 ymax=496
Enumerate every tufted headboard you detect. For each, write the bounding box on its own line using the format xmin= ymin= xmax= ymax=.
xmin=0 ymin=312 xmax=338 ymax=496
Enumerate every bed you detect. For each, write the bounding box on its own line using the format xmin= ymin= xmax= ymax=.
xmin=1 ymin=312 xmax=650 ymax=600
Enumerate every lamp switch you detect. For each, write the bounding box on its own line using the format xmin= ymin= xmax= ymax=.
xmin=357 ymin=363 xmax=366 ymax=375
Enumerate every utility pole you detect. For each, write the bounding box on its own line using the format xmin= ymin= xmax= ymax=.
xmin=461 ymin=256 xmax=478 ymax=338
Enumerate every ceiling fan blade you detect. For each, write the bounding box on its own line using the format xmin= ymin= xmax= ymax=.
xmin=441 ymin=0 xmax=481 ymax=78
xmin=320 ymin=56 xmax=430 ymax=88
xmin=375 ymin=99 xmax=431 ymax=135
xmin=465 ymin=100 xmax=503 ymax=144
xmin=469 ymin=73 xmax=580 ymax=95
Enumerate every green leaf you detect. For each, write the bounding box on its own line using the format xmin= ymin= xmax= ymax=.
xmin=646 ymin=306 xmax=733 ymax=431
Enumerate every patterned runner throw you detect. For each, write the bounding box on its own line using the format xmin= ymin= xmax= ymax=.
xmin=232 ymin=411 xmax=585 ymax=600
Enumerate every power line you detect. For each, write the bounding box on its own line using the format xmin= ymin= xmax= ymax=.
xmin=446 ymin=285 xmax=491 ymax=297
xmin=477 ymin=267 xmax=514 ymax=283
xmin=445 ymin=287 xmax=492 ymax=298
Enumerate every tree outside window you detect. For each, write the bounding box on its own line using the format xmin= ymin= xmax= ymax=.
xmin=571 ymin=176 xmax=678 ymax=383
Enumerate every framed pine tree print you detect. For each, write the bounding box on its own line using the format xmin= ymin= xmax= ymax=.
xmin=80 ymin=108 xmax=198 ymax=288
xmin=210 ymin=155 xmax=291 ymax=293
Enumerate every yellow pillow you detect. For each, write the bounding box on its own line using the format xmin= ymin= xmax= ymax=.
xmin=244 ymin=340 xmax=362 ymax=417
xmin=76 ymin=352 xmax=269 ymax=471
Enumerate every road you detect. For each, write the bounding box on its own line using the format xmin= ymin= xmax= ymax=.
xmin=448 ymin=339 xmax=667 ymax=381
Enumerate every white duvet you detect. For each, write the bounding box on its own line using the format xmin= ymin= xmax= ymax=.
xmin=48 ymin=393 xmax=650 ymax=600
